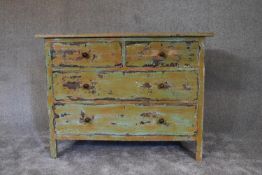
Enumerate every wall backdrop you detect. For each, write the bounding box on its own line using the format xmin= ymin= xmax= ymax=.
xmin=0 ymin=0 xmax=261 ymax=139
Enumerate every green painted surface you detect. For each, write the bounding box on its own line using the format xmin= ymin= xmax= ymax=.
xmin=51 ymin=41 xmax=122 ymax=67
xmin=53 ymin=71 xmax=198 ymax=101
xmin=54 ymin=104 xmax=197 ymax=136
xmin=40 ymin=35 xmax=209 ymax=160
xmin=126 ymin=41 xmax=199 ymax=68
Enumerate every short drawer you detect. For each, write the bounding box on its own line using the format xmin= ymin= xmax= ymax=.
xmin=53 ymin=71 xmax=198 ymax=101
xmin=126 ymin=41 xmax=199 ymax=68
xmin=54 ymin=104 xmax=197 ymax=136
xmin=51 ymin=41 xmax=122 ymax=67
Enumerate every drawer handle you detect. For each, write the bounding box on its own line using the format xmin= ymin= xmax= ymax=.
xmin=83 ymin=117 xmax=92 ymax=123
xmin=158 ymin=118 xmax=165 ymax=124
xmin=158 ymin=82 xmax=170 ymax=89
xmin=80 ymin=111 xmax=93 ymax=124
xmin=158 ymin=51 xmax=166 ymax=58
xmin=82 ymin=52 xmax=90 ymax=59
xmin=83 ymin=83 xmax=90 ymax=89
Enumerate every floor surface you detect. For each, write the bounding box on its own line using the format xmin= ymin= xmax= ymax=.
xmin=0 ymin=127 xmax=261 ymax=175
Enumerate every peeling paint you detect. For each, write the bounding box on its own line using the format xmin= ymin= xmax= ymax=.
xmin=52 ymin=41 xmax=122 ymax=67
xmin=126 ymin=41 xmax=199 ymax=67
xmin=53 ymin=71 xmax=198 ymax=101
xmin=63 ymin=81 xmax=80 ymax=90
xmin=54 ymin=104 xmax=197 ymax=135
xmin=41 ymin=36 xmax=208 ymax=160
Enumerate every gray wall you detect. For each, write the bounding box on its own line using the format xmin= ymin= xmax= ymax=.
xmin=0 ymin=0 xmax=261 ymax=138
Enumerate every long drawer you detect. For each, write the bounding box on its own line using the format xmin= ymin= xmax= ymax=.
xmin=54 ymin=104 xmax=197 ymax=136
xmin=53 ymin=71 xmax=198 ymax=101
xmin=51 ymin=41 xmax=122 ymax=67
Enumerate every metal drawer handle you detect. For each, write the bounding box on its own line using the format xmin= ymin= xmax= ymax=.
xmin=82 ymin=52 xmax=90 ymax=59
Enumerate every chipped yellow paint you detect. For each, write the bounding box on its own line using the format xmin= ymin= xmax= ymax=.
xmin=45 ymin=39 xmax=57 ymax=158
xmin=53 ymin=71 xmax=198 ymax=101
xmin=37 ymin=33 xmax=213 ymax=160
xmin=196 ymin=38 xmax=205 ymax=161
xmin=126 ymin=41 xmax=199 ymax=67
xmin=52 ymin=41 xmax=122 ymax=67
xmin=54 ymin=104 xmax=197 ymax=136
xmin=56 ymin=135 xmax=196 ymax=141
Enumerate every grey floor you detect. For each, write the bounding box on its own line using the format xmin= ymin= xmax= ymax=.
xmin=0 ymin=126 xmax=261 ymax=175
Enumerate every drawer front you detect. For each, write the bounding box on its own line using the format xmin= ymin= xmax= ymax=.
xmin=53 ymin=71 xmax=198 ymax=101
xmin=51 ymin=41 xmax=122 ymax=67
xmin=126 ymin=41 xmax=199 ymax=68
xmin=54 ymin=104 xmax=197 ymax=135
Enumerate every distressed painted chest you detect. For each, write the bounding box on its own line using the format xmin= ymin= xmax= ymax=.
xmin=36 ymin=33 xmax=213 ymax=160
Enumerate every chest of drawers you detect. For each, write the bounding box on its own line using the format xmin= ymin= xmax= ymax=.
xmin=36 ymin=32 xmax=213 ymax=160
